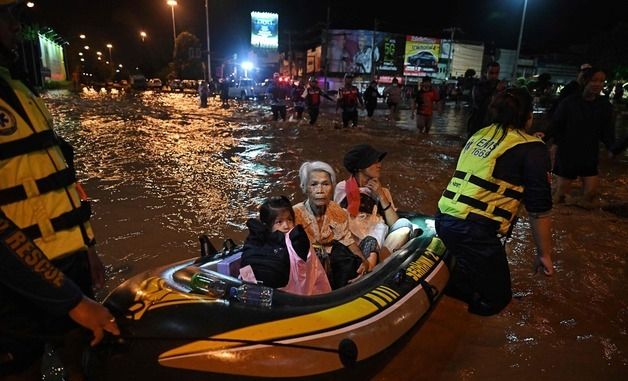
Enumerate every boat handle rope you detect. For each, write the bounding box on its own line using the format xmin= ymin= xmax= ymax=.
xmin=420 ymin=279 xmax=439 ymax=307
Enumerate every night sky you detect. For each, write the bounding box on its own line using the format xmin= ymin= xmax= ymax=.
xmin=28 ymin=0 xmax=628 ymax=71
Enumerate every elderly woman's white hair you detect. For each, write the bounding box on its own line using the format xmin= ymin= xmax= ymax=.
xmin=298 ymin=161 xmax=336 ymax=193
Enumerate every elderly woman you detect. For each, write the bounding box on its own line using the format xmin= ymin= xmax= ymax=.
xmin=293 ymin=161 xmax=368 ymax=289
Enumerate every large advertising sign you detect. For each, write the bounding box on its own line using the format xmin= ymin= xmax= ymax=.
xmin=327 ymin=30 xmax=374 ymax=75
xmin=403 ymin=35 xmax=440 ymax=76
xmin=38 ymin=34 xmax=66 ymax=80
xmin=251 ymin=11 xmax=278 ymax=49
xmin=375 ymin=32 xmax=404 ymax=76
xmin=327 ymin=30 xmax=404 ymax=76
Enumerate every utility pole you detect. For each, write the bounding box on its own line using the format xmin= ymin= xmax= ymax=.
xmin=288 ymin=30 xmax=293 ymax=79
xmin=205 ymin=0 xmax=211 ymax=81
xmin=443 ymin=27 xmax=462 ymax=80
xmin=513 ymin=0 xmax=528 ymax=82
xmin=323 ymin=5 xmax=330 ymax=90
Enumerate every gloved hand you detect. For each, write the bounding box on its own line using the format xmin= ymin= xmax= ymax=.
xmin=289 ymin=225 xmax=311 ymax=261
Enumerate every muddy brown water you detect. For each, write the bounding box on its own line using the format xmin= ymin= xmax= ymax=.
xmin=42 ymin=90 xmax=627 ymax=380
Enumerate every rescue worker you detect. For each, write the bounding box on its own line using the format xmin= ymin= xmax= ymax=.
xmin=291 ymin=79 xmax=306 ymax=122
xmin=436 ymin=87 xmax=554 ymax=316
xmin=302 ymin=76 xmax=333 ymax=126
xmin=0 ymin=1 xmax=119 ymax=380
xmin=267 ymin=72 xmax=289 ymax=122
xmin=336 ymin=73 xmax=364 ymax=128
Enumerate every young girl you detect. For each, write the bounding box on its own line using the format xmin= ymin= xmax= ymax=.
xmin=240 ymin=196 xmax=330 ymax=295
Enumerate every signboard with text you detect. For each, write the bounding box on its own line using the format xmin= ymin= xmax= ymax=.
xmin=375 ymin=32 xmax=404 ymax=76
xmin=403 ymin=35 xmax=440 ymax=76
xmin=251 ymin=11 xmax=278 ymax=49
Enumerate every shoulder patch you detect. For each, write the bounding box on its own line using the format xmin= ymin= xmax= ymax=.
xmin=0 ymin=106 xmax=17 ymax=135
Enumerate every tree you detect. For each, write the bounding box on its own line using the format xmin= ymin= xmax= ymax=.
xmin=172 ymin=32 xmax=204 ymax=79
xmin=585 ymin=22 xmax=628 ymax=81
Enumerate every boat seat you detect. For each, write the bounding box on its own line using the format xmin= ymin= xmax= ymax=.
xmin=216 ymin=252 xmax=242 ymax=278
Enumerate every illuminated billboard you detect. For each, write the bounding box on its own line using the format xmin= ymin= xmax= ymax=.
xmin=403 ymin=35 xmax=440 ymax=76
xmin=375 ymin=32 xmax=404 ymax=76
xmin=326 ymin=30 xmax=404 ymax=76
xmin=327 ymin=30 xmax=376 ymax=75
xmin=38 ymin=34 xmax=66 ymax=81
xmin=251 ymin=11 xmax=278 ymax=49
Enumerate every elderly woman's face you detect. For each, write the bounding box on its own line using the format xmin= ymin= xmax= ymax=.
xmin=307 ymin=170 xmax=333 ymax=207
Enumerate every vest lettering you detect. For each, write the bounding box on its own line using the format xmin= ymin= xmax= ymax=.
xmin=6 ymin=231 xmax=27 ymax=251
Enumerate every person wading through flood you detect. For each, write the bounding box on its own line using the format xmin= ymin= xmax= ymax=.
xmin=436 ymin=88 xmax=554 ymax=316
xmin=302 ymin=76 xmax=333 ymax=126
xmin=336 ymin=73 xmax=364 ymax=129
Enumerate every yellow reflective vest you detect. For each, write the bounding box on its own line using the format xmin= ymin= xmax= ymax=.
xmin=438 ymin=124 xmax=542 ymax=235
xmin=0 ymin=66 xmax=94 ymax=260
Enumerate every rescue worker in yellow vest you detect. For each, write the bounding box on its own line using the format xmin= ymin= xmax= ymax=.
xmin=436 ymin=88 xmax=554 ymax=316
xmin=0 ymin=2 xmax=119 ymax=380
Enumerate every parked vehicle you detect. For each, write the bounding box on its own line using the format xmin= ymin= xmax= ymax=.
xmin=227 ymin=78 xmax=258 ymax=99
xmin=147 ymin=78 xmax=163 ymax=90
xmin=169 ymin=79 xmax=183 ymax=92
xmin=129 ymin=74 xmax=147 ymax=90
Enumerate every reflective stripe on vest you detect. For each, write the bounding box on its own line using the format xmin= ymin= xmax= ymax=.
xmin=0 ymin=167 xmax=77 ymax=205
xmin=0 ymin=129 xmax=57 ymax=160
xmin=438 ymin=124 xmax=541 ymax=235
xmin=0 ymin=67 xmax=94 ymax=259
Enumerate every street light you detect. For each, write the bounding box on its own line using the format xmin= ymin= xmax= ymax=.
xmin=106 ymin=43 xmax=113 ymax=64
xmin=140 ymin=31 xmax=147 ymax=42
xmin=241 ymin=61 xmax=253 ymax=78
xmin=79 ymin=34 xmax=86 ymax=39
xmin=167 ymin=0 xmax=177 ymax=47
xmin=512 ymin=0 xmax=528 ymax=82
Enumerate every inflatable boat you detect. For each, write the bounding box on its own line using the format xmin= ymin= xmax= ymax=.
xmin=89 ymin=213 xmax=450 ymax=380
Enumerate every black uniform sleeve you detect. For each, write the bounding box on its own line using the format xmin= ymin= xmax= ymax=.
xmin=494 ymin=141 xmax=552 ymax=214
xmin=521 ymin=143 xmax=553 ymax=214
xmin=0 ymin=211 xmax=83 ymax=316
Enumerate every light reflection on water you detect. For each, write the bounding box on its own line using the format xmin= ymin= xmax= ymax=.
xmin=42 ymin=90 xmax=628 ymax=380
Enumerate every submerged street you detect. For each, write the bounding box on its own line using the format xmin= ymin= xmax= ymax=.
xmin=44 ymin=89 xmax=628 ymax=380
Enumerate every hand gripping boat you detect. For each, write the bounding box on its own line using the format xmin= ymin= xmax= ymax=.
xmin=89 ymin=213 xmax=451 ymax=380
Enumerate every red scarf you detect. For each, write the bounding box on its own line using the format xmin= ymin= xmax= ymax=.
xmin=346 ymin=176 xmax=361 ymax=217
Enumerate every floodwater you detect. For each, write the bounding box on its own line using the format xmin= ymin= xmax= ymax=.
xmin=42 ymin=89 xmax=627 ymax=380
